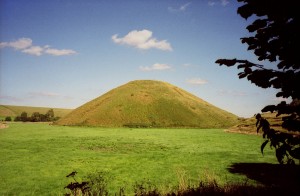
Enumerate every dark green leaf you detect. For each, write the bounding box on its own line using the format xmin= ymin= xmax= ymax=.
xmin=215 ymin=59 xmax=237 ymax=67
xmin=276 ymin=148 xmax=285 ymax=164
xmin=244 ymin=67 xmax=252 ymax=74
xmin=238 ymin=72 xmax=247 ymax=79
xmin=261 ymin=105 xmax=276 ymax=113
xmin=261 ymin=140 xmax=269 ymax=155
xmin=289 ymin=147 xmax=300 ymax=159
xmin=237 ymin=4 xmax=254 ymax=19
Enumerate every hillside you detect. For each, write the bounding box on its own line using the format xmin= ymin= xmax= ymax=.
xmin=0 ymin=105 xmax=73 ymax=119
xmin=226 ymin=112 xmax=289 ymax=135
xmin=56 ymin=80 xmax=239 ymax=128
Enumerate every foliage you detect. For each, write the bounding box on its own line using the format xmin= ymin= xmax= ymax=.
xmin=62 ymin=172 xmax=299 ymax=196
xmin=215 ymin=0 xmax=300 ymax=164
xmin=0 ymin=104 xmax=72 ymax=118
xmin=64 ymin=171 xmax=123 ymax=196
xmin=134 ymin=180 xmax=160 ymax=196
xmin=14 ymin=109 xmax=60 ymax=122
xmin=20 ymin=112 xmax=28 ymax=122
xmin=64 ymin=171 xmax=90 ymax=196
xmin=4 ymin=116 xmax=12 ymax=121
xmin=256 ymin=113 xmax=300 ymax=164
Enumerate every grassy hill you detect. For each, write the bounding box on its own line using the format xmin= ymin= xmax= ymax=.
xmin=226 ymin=112 xmax=288 ymax=134
xmin=0 ymin=105 xmax=73 ymax=119
xmin=56 ymin=80 xmax=239 ymax=128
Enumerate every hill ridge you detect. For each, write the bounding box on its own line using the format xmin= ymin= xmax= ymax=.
xmin=0 ymin=105 xmax=73 ymax=118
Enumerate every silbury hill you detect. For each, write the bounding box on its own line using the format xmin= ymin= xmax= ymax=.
xmin=56 ymin=80 xmax=238 ymax=128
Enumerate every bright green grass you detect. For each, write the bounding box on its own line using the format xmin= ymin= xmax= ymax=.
xmin=0 ymin=123 xmax=277 ymax=195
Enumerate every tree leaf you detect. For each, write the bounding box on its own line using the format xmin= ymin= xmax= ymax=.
xmin=276 ymin=145 xmax=287 ymax=164
xmin=237 ymin=4 xmax=254 ymax=19
xmin=289 ymin=147 xmax=300 ymax=159
xmin=215 ymin=59 xmax=237 ymax=67
xmin=238 ymin=73 xmax=247 ymax=79
xmin=261 ymin=105 xmax=276 ymax=113
xmin=244 ymin=67 xmax=252 ymax=74
xmin=261 ymin=140 xmax=269 ymax=155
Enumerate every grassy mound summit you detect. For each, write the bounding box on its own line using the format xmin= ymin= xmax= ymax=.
xmin=56 ymin=80 xmax=238 ymax=128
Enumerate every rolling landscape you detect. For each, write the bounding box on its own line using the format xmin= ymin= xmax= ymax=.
xmin=0 ymin=105 xmax=72 ymax=119
xmin=1 ymin=0 xmax=299 ymax=195
xmin=1 ymin=80 xmax=298 ymax=195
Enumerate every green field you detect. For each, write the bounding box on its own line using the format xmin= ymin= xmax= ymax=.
xmin=0 ymin=123 xmax=278 ymax=195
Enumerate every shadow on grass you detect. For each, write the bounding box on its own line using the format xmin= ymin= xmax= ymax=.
xmin=65 ymin=167 xmax=300 ymax=196
xmin=228 ymin=163 xmax=300 ymax=188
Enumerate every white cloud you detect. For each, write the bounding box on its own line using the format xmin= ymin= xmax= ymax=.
xmin=272 ymin=97 xmax=291 ymax=103
xmin=29 ymin=92 xmax=60 ymax=98
xmin=186 ymin=78 xmax=208 ymax=85
xmin=168 ymin=2 xmax=191 ymax=12
xmin=112 ymin=29 xmax=172 ymax=51
xmin=218 ymin=90 xmax=247 ymax=96
xmin=180 ymin=2 xmax=192 ymax=11
xmin=0 ymin=38 xmax=77 ymax=56
xmin=139 ymin=63 xmax=172 ymax=71
xmin=0 ymin=38 xmax=33 ymax=50
xmin=0 ymin=95 xmax=23 ymax=102
xmin=182 ymin=63 xmax=191 ymax=67
xmin=45 ymin=48 xmax=77 ymax=56
xmin=208 ymin=1 xmax=216 ymax=6
xmin=208 ymin=0 xmax=229 ymax=6
xmin=22 ymin=46 xmax=44 ymax=56
xmin=221 ymin=0 xmax=229 ymax=6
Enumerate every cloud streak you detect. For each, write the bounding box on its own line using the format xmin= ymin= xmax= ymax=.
xmin=218 ymin=90 xmax=248 ymax=97
xmin=139 ymin=63 xmax=172 ymax=71
xmin=208 ymin=0 xmax=229 ymax=6
xmin=168 ymin=2 xmax=191 ymax=12
xmin=0 ymin=38 xmax=77 ymax=56
xmin=186 ymin=78 xmax=208 ymax=85
xmin=29 ymin=92 xmax=61 ymax=98
xmin=112 ymin=29 xmax=172 ymax=51
xmin=44 ymin=48 xmax=77 ymax=56
xmin=0 ymin=95 xmax=23 ymax=102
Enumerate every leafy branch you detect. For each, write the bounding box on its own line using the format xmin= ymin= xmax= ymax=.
xmin=215 ymin=0 xmax=300 ymax=164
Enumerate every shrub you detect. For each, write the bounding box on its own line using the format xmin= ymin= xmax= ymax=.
xmin=64 ymin=171 xmax=300 ymax=196
xmin=5 ymin=116 xmax=12 ymax=121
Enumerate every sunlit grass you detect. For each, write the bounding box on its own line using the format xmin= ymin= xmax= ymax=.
xmin=0 ymin=123 xmax=277 ymax=195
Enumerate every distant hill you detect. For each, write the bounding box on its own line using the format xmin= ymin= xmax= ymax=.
xmin=0 ymin=105 xmax=73 ymax=119
xmin=226 ymin=113 xmax=287 ymax=134
xmin=56 ymin=80 xmax=239 ymax=128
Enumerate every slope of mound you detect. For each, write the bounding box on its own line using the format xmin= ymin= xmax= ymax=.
xmin=56 ymin=80 xmax=238 ymax=128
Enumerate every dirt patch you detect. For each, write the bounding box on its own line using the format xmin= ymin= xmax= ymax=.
xmin=0 ymin=122 xmax=9 ymax=129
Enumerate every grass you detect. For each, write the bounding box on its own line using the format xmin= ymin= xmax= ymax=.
xmin=0 ymin=123 xmax=279 ymax=195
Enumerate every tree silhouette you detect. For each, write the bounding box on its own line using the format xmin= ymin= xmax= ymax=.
xmin=20 ymin=112 xmax=28 ymax=122
xmin=216 ymin=0 xmax=300 ymax=164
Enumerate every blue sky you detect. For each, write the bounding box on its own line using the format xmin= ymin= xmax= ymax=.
xmin=0 ymin=0 xmax=283 ymax=117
